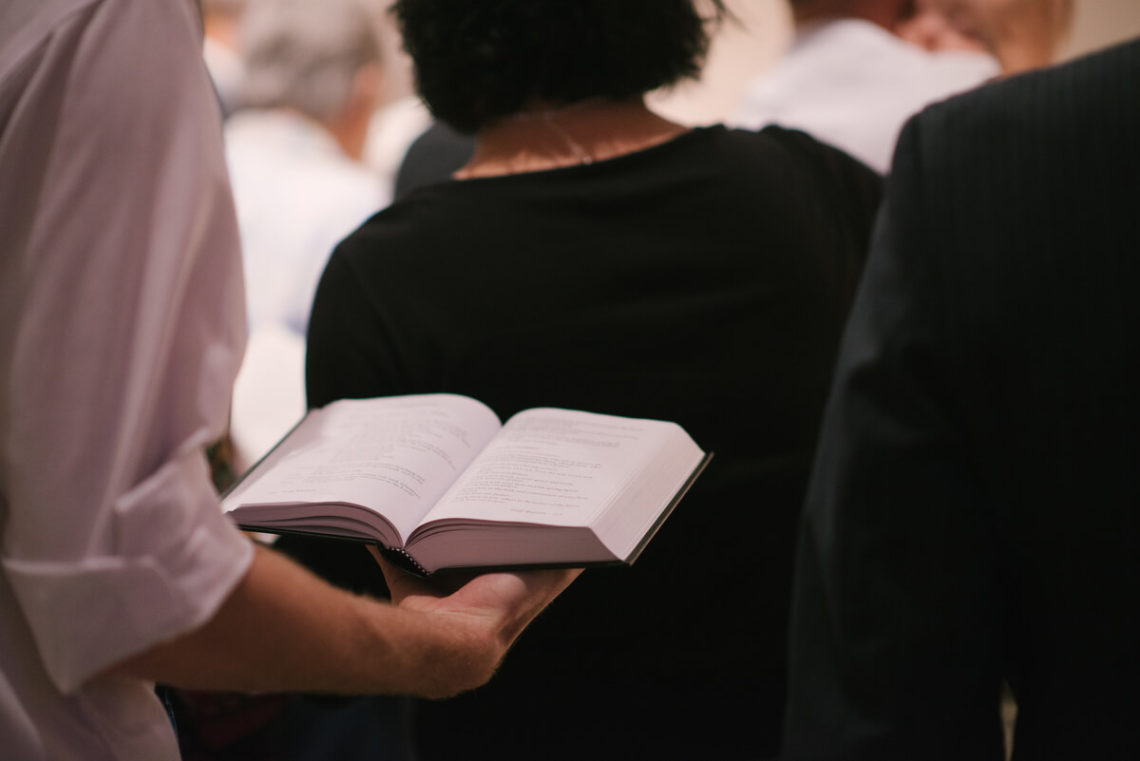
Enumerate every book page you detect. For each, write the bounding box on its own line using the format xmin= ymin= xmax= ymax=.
xmin=223 ymin=394 xmax=501 ymax=541
xmin=420 ymin=408 xmax=677 ymax=529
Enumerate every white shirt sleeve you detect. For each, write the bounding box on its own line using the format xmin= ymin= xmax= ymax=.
xmin=0 ymin=0 xmax=254 ymax=694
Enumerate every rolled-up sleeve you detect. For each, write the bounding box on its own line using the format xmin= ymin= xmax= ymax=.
xmin=0 ymin=0 xmax=253 ymax=693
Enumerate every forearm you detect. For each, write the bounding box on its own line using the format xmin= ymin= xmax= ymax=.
xmin=111 ymin=545 xmax=509 ymax=698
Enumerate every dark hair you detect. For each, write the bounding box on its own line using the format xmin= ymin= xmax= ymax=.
xmin=393 ymin=0 xmax=726 ymax=134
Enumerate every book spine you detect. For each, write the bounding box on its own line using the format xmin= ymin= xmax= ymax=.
xmin=382 ymin=546 xmax=431 ymax=577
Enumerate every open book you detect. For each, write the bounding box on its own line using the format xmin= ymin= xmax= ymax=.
xmin=222 ymin=394 xmax=710 ymax=575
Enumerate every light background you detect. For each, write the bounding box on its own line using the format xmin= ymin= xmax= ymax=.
xmin=376 ymin=0 xmax=1140 ymax=126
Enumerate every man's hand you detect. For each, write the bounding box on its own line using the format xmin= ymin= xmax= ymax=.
xmin=373 ymin=547 xmax=579 ymax=645
xmin=371 ymin=547 xmax=581 ymax=695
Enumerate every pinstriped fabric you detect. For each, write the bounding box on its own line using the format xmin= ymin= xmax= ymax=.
xmin=785 ymin=37 xmax=1140 ymax=761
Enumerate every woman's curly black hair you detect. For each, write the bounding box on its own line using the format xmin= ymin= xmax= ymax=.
xmin=393 ymin=0 xmax=727 ymax=133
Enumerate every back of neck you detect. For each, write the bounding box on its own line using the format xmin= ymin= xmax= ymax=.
xmin=455 ymin=98 xmax=687 ymax=180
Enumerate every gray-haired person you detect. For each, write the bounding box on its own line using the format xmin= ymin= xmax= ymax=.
xmin=224 ymin=0 xmax=394 ymax=465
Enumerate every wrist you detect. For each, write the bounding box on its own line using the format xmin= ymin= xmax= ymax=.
xmin=389 ymin=605 xmax=506 ymax=698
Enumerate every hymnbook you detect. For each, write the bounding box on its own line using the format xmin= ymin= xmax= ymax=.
xmin=223 ymin=394 xmax=710 ymax=575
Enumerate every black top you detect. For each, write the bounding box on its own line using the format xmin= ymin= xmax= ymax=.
xmin=782 ymin=40 xmax=1140 ymax=761
xmin=306 ymin=125 xmax=881 ymax=760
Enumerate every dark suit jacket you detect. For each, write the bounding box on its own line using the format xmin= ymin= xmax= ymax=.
xmin=783 ymin=38 xmax=1140 ymax=761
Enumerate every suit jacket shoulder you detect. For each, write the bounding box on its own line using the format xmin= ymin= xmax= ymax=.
xmin=908 ymin=37 xmax=1140 ymax=172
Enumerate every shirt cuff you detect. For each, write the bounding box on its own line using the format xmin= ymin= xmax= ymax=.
xmin=3 ymin=450 xmax=254 ymax=694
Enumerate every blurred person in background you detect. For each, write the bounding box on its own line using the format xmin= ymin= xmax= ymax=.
xmin=895 ymin=0 xmax=998 ymax=52
xmin=201 ymin=0 xmax=248 ymax=117
xmin=732 ymin=0 xmax=1000 ymax=173
xmin=225 ymin=0 xmax=390 ymax=467
xmin=300 ymin=1 xmax=883 ymax=758
xmin=919 ymin=0 xmax=1073 ymax=73
xmin=228 ymin=0 xmax=388 ymax=338
xmin=733 ymin=0 xmax=1072 ymax=174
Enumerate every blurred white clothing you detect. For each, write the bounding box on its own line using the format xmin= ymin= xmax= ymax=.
xmin=230 ymin=325 xmax=307 ymax=470
xmin=731 ymin=18 xmax=999 ymax=173
xmin=363 ymin=95 xmax=433 ymax=197
xmin=0 ymin=0 xmax=255 ymax=758
xmin=225 ymin=109 xmax=388 ymax=336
